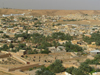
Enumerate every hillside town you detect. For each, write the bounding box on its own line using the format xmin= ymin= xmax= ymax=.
xmin=0 ymin=9 xmax=100 ymax=75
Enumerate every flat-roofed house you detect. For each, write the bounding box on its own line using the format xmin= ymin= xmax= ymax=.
xmin=90 ymin=50 xmax=100 ymax=55
xmin=84 ymin=34 xmax=91 ymax=38
xmin=92 ymin=72 xmax=100 ymax=75
xmin=18 ymin=37 xmax=24 ymax=41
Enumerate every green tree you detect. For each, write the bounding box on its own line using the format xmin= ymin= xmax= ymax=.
xmin=9 ymin=43 xmax=14 ymax=48
xmin=40 ymin=48 xmax=50 ymax=54
xmin=18 ymin=43 xmax=26 ymax=49
xmin=48 ymin=59 xmax=65 ymax=73
xmin=2 ymin=44 xmax=9 ymax=51
xmin=0 ymin=31 xmax=3 ymax=33
xmin=65 ymin=41 xmax=83 ymax=52
xmin=83 ymin=32 xmax=100 ymax=46
xmin=29 ymin=68 xmax=33 ymax=71
xmin=2 ymin=34 xmax=9 ymax=38
xmin=52 ymin=32 xmax=66 ymax=40
xmin=35 ymin=67 xmax=55 ymax=75
xmin=34 ymin=18 xmax=38 ymax=20
xmin=72 ymin=68 xmax=86 ymax=75
xmin=0 ymin=47 xmax=2 ymax=52
xmin=94 ymin=54 xmax=100 ymax=60
xmin=66 ymin=67 xmax=75 ymax=74
xmin=79 ymin=63 xmax=94 ymax=73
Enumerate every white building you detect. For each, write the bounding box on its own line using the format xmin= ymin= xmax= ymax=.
xmin=2 ymin=13 xmax=25 ymax=17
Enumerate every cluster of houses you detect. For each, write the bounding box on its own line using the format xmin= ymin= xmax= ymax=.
xmin=0 ymin=12 xmax=100 ymax=75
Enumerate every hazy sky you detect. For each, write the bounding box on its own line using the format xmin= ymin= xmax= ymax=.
xmin=0 ymin=0 xmax=100 ymax=10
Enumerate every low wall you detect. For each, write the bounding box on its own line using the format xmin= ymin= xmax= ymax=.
xmin=8 ymin=64 xmax=43 ymax=71
xmin=12 ymin=55 xmax=27 ymax=64
xmin=0 ymin=53 xmax=11 ymax=58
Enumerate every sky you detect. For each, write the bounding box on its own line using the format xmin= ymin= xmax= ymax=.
xmin=0 ymin=0 xmax=100 ymax=10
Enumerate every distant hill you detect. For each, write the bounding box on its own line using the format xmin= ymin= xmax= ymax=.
xmin=0 ymin=9 xmax=100 ymax=16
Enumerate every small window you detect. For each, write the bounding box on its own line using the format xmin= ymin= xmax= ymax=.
xmin=97 ymin=52 xmax=100 ymax=54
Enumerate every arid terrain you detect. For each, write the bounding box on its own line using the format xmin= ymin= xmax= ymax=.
xmin=1 ymin=8 xmax=100 ymax=75
xmin=1 ymin=9 xmax=100 ymax=25
xmin=1 ymin=9 xmax=100 ymax=16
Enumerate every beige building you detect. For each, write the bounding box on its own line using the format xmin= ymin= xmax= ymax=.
xmin=18 ymin=37 xmax=24 ymax=41
xmin=93 ymin=72 xmax=100 ymax=75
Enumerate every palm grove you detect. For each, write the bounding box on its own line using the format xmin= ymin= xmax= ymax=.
xmin=0 ymin=32 xmax=83 ymax=53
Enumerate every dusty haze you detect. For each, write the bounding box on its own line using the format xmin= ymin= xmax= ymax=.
xmin=0 ymin=0 xmax=100 ymax=10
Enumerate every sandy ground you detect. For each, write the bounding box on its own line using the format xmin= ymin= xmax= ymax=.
xmin=0 ymin=9 xmax=100 ymax=16
xmin=0 ymin=71 xmax=13 ymax=75
xmin=0 ymin=66 xmax=28 ymax=75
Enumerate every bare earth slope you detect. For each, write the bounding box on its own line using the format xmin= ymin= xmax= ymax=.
xmin=0 ymin=9 xmax=100 ymax=16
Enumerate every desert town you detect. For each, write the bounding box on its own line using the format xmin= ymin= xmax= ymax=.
xmin=0 ymin=9 xmax=100 ymax=75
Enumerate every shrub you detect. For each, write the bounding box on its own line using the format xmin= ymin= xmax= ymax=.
xmin=0 ymin=31 xmax=3 ymax=33
xmin=48 ymin=60 xmax=65 ymax=73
